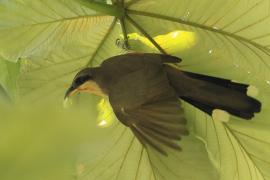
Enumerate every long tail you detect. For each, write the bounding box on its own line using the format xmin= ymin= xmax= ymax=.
xmin=164 ymin=65 xmax=261 ymax=119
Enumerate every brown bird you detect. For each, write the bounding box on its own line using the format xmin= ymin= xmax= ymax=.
xmin=65 ymin=53 xmax=261 ymax=155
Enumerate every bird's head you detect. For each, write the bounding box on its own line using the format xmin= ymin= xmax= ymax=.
xmin=64 ymin=67 xmax=105 ymax=99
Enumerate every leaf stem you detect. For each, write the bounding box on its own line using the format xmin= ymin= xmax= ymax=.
xmin=126 ymin=15 xmax=167 ymax=54
xmin=78 ymin=0 xmax=125 ymax=18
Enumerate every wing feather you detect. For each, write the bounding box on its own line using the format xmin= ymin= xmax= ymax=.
xmin=130 ymin=125 xmax=168 ymax=156
xmin=108 ymin=58 xmax=188 ymax=155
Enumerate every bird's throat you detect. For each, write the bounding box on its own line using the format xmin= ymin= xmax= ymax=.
xmin=78 ymin=81 xmax=106 ymax=97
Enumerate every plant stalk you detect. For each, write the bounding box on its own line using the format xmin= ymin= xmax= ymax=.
xmin=78 ymin=0 xmax=125 ymax=17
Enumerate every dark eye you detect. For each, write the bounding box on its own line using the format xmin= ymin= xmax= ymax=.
xmin=75 ymin=75 xmax=90 ymax=85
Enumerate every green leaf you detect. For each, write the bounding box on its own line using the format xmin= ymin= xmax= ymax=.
xmin=184 ymin=102 xmax=270 ymax=180
xmin=0 ymin=0 xmax=114 ymax=61
xmin=73 ymin=121 xmax=217 ymax=180
xmin=1 ymin=0 xmax=270 ymax=180
xmin=127 ymin=0 xmax=270 ymax=86
xmin=18 ymin=18 xmax=122 ymax=104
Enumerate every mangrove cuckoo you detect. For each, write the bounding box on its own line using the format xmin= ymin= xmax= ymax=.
xmin=65 ymin=53 xmax=261 ymax=155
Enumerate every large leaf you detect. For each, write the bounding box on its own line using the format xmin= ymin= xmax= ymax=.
xmin=0 ymin=0 xmax=113 ymax=61
xmin=127 ymin=0 xmax=270 ymax=84
xmin=18 ymin=19 xmax=122 ymax=104
xmin=0 ymin=0 xmax=270 ymax=180
xmin=75 ymin=124 xmax=217 ymax=180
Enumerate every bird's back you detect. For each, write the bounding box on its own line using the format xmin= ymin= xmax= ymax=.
xmin=95 ymin=53 xmax=180 ymax=93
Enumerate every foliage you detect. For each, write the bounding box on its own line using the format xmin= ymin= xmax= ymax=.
xmin=0 ymin=0 xmax=270 ymax=180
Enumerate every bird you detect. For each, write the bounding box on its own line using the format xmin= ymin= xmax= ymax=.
xmin=65 ymin=53 xmax=261 ymax=156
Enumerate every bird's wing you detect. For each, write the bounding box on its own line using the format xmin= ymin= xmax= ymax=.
xmin=108 ymin=62 xmax=188 ymax=155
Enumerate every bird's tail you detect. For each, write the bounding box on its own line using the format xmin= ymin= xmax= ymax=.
xmin=164 ymin=65 xmax=261 ymax=119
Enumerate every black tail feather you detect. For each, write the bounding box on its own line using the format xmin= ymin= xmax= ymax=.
xmin=164 ymin=65 xmax=262 ymax=120
xmin=181 ymin=96 xmax=261 ymax=119
xmin=183 ymin=71 xmax=249 ymax=94
xmin=180 ymin=97 xmax=213 ymax=115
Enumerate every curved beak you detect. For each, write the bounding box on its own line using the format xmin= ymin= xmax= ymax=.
xmin=64 ymin=86 xmax=77 ymax=100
